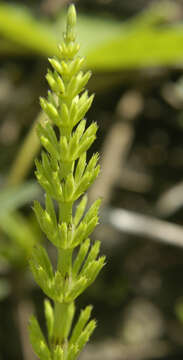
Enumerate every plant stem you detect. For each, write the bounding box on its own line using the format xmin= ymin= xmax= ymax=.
xmin=59 ymin=201 xmax=73 ymax=224
xmin=57 ymin=247 xmax=73 ymax=278
xmin=52 ymin=301 xmax=75 ymax=346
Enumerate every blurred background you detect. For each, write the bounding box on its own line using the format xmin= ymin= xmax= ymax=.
xmin=2 ymin=0 xmax=183 ymax=359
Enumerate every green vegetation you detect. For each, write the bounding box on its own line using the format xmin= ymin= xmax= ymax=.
xmin=28 ymin=5 xmax=105 ymax=360
xmin=0 ymin=2 xmax=182 ymax=69
xmin=1 ymin=1 xmax=183 ymax=360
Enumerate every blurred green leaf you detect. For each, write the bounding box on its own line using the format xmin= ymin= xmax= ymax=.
xmin=1 ymin=1 xmax=183 ymax=71
xmin=0 ymin=210 xmax=42 ymax=267
xmin=86 ymin=26 xmax=183 ymax=70
xmin=0 ymin=181 xmax=41 ymax=219
xmin=79 ymin=1 xmax=183 ymax=69
xmin=0 ymin=182 xmax=41 ymax=267
xmin=0 ymin=3 xmax=57 ymax=56
xmin=0 ymin=212 xmax=36 ymax=253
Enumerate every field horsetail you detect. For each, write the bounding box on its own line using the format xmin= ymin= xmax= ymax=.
xmin=28 ymin=4 xmax=105 ymax=360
